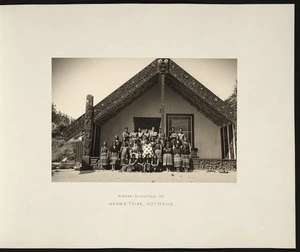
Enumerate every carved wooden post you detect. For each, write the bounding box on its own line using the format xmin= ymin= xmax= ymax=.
xmin=82 ymin=94 xmax=94 ymax=170
xmin=232 ymin=124 xmax=237 ymax=159
xmin=158 ymin=58 xmax=169 ymax=135
xmin=160 ymin=73 xmax=165 ymax=134
xmin=227 ymin=125 xmax=232 ymax=159
xmin=220 ymin=127 xmax=224 ymax=159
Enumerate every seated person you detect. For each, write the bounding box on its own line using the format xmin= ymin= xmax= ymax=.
xmin=151 ymin=154 xmax=160 ymax=172
xmin=127 ymin=154 xmax=143 ymax=172
xmin=143 ymin=153 xmax=152 ymax=173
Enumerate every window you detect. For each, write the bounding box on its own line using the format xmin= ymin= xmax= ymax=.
xmin=166 ymin=114 xmax=194 ymax=147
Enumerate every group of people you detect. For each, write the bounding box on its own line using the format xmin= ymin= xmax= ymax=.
xmin=97 ymin=126 xmax=192 ymax=173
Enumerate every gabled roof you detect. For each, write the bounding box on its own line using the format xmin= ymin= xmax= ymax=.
xmin=63 ymin=58 xmax=236 ymax=140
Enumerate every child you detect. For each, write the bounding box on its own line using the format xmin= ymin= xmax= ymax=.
xmin=163 ymin=142 xmax=173 ymax=172
xmin=99 ymin=141 xmax=109 ymax=170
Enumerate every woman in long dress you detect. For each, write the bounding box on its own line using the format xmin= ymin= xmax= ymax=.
xmin=181 ymin=142 xmax=191 ymax=172
xmin=153 ymin=138 xmax=162 ymax=166
xmin=173 ymin=143 xmax=182 ymax=172
xmin=110 ymin=141 xmax=119 ymax=171
xmin=163 ymin=142 xmax=173 ymax=172
xmin=99 ymin=141 xmax=109 ymax=170
xmin=120 ymin=141 xmax=129 ymax=167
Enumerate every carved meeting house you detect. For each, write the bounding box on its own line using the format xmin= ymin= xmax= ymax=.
xmin=63 ymin=58 xmax=237 ymax=170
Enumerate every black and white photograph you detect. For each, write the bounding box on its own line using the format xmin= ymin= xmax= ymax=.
xmin=52 ymin=58 xmax=237 ymax=182
xmin=1 ymin=4 xmax=294 ymax=248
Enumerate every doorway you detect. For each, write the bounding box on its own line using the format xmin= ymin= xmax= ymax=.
xmin=133 ymin=117 xmax=161 ymax=131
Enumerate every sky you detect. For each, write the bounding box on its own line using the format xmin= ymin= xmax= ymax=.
xmin=52 ymin=58 xmax=237 ymax=119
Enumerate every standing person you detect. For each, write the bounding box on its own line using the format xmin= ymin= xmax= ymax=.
xmin=137 ymin=127 xmax=144 ymax=140
xmin=177 ymin=128 xmax=186 ymax=143
xmin=157 ymin=128 xmax=163 ymax=140
xmin=120 ymin=142 xmax=130 ymax=169
xmin=159 ymin=133 xmax=166 ymax=149
xmin=140 ymin=135 xmax=147 ymax=146
xmin=130 ymin=127 xmax=138 ymax=145
xmin=113 ymin=135 xmax=122 ymax=151
xmin=142 ymin=138 xmax=154 ymax=160
xmin=181 ymin=143 xmax=191 ymax=172
xmin=149 ymin=126 xmax=158 ymax=139
xmin=110 ymin=141 xmax=119 ymax=171
xmin=153 ymin=138 xmax=162 ymax=166
xmin=144 ymin=128 xmax=150 ymax=140
xmin=149 ymin=136 xmax=156 ymax=147
xmin=169 ymin=127 xmax=177 ymax=142
xmin=182 ymin=136 xmax=192 ymax=153
xmin=130 ymin=140 xmax=139 ymax=158
xmin=173 ymin=143 xmax=182 ymax=172
xmin=163 ymin=142 xmax=173 ymax=172
xmin=99 ymin=141 xmax=109 ymax=170
xmin=170 ymin=138 xmax=176 ymax=149
xmin=122 ymin=127 xmax=130 ymax=143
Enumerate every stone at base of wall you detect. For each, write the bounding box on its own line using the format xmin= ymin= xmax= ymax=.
xmin=192 ymin=158 xmax=236 ymax=171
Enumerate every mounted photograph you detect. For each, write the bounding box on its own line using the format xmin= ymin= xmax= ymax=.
xmin=52 ymin=58 xmax=237 ymax=182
